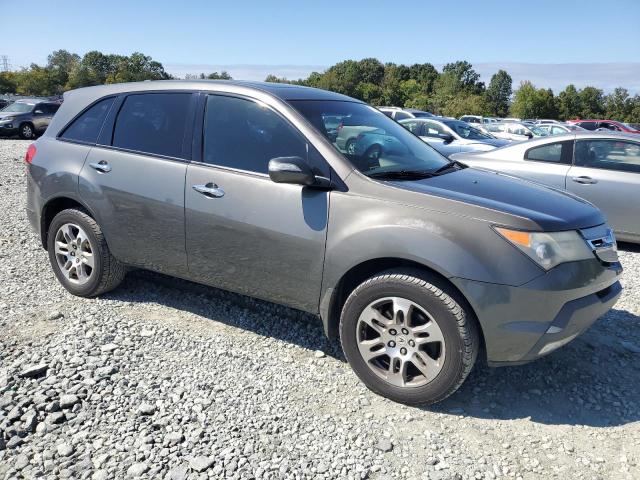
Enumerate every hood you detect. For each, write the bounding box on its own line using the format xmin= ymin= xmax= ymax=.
xmin=0 ymin=113 xmax=19 ymax=120
xmin=389 ymin=167 xmax=604 ymax=231
xmin=482 ymin=138 xmax=510 ymax=147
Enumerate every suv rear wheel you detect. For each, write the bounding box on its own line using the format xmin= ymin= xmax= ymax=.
xmin=47 ymin=208 xmax=126 ymax=297
xmin=340 ymin=269 xmax=478 ymax=405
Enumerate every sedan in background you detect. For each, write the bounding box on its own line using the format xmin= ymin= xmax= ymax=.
xmin=399 ymin=118 xmax=509 ymax=157
xmin=538 ymin=123 xmax=586 ymax=135
xmin=451 ymin=131 xmax=640 ymax=243
xmin=567 ymin=119 xmax=640 ymax=134
xmin=484 ymin=122 xmax=549 ymax=142
xmin=378 ymin=107 xmax=434 ymax=120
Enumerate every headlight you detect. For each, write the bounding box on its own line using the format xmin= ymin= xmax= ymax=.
xmin=0 ymin=117 xmax=14 ymax=124
xmin=495 ymin=227 xmax=593 ymax=270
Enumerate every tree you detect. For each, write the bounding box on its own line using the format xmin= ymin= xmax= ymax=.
xmin=0 ymin=72 xmax=17 ymax=94
xmin=206 ymin=71 xmax=232 ymax=80
xmin=604 ymin=87 xmax=632 ymax=121
xmin=485 ymin=70 xmax=512 ymax=117
xmin=578 ymin=86 xmax=604 ymax=119
xmin=107 ymin=52 xmax=171 ymax=83
xmin=510 ymin=81 xmax=539 ymax=119
xmin=407 ymin=63 xmax=438 ymax=94
xmin=557 ymin=84 xmax=581 ymax=120
xmin=47 ymin=50 xmax=80 ymax=92
xmin=16 ymin=65 xmax=58 ymax=96
xmin=442 ymin=61 xmax=483 ymax=94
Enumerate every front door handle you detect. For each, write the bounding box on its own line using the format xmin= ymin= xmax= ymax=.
xmin=89 ymin=160 xmax=111 ymax=173
xmin=572 ymin=176 xmax=597 ymax=185
xmin=192 ymin=183 xmax=225 ymax=198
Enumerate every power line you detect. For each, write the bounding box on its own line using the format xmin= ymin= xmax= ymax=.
xmin=0 ymin=55 xmax=10 ymax=72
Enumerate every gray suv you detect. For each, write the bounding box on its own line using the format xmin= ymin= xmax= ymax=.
xmin=26 ymin=81 xmax=622 ymax=405
xmin=0 ymin=99 xmax=61 ymax=139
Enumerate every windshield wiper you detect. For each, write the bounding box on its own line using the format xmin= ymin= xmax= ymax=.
xmin=367 ymin=169 xmax=437 ymax=180
xmin=431 ymin=160 xmax=464 ymax=175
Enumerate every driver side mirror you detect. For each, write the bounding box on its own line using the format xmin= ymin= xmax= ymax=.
xmin=438 ymin=133 xmax=455 ymax=144
xmin=268 ymin=156 xmax=332 ymax=189
xmin=524 ymin=131 xmax=533 ymax=139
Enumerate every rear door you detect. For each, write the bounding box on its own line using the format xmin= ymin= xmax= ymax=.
xmin=78 ymin=91 xmax=196 ymax=275
xmin=184 ymin=93 xmax=330 ymax=312
xmin=567 ymin=138 xmax=640 ymax=239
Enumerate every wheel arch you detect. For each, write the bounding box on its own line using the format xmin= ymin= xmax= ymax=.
xmin=320 ymin=257 xmax=486 ymax=357
xmin=40 ymin=195 xmax=99 ymax=249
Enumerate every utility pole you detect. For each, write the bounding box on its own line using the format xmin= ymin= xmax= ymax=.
xmin=0 ymin=55 xmax=10 ymax=72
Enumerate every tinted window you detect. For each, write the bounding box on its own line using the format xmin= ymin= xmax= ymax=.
xmin=525 ymin=142 xmax=569 ymax=163
xmin=381 ymin=110 xmax=394 ymax=118
xmin=577 ymin=121 xmax=597 ymax=131
xmin=202 ymin=95 xmax=306 ymax=174
xmin=61 ymin=97 xmax=114 ymax=144
xmin=422 ymin=120 xmax=446 ymax=137
xmin=574 ymin=139 xmax=640 ymax=173
xmin=113 ymin=93 xmax=191 ymax=158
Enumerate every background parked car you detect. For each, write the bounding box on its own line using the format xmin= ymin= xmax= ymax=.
xmin=378 ymin=106 xmax=434 ymax=120
xmin=537 ymin=123 xmax=586 ymax=135
xmin=567 ymin=119 xmax=640 ymax=134
xmin=484 ymin=122 xmax=549 ymax=142
xmin=451 ymin=131 xmax=640 ymax=243
xmin=335 ymin=114 xmax=378 ymax=153
xmin=399 ymin=117 xmax=509 ymax=157
xmin=0 ymin=99 xmax=61 ymax=139
xmin=459 ymin=115 xmax=499 ymax=125
xmin=0 ymin=98 xmax=11 ymax=110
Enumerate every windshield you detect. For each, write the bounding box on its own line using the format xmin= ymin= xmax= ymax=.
xmin=288 ymin=100 xmax=450 ymax=176
xmin=1 ymin=102 xmax=34 ymax=114
xmin=529 ymin=125 xmax=548 ymax=136
xmin=411 ymin=111 xmax=433 ymax=118
xmin=444 ymin=120 xmax=492 ymax=140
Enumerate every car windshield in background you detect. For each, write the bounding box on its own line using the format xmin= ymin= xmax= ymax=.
xmin=1 ymin=103 xmax=34 ymax=113
xmin=288 ymin=100 xmax=450 ymax=177
xmin=444 ymin=120 xmax=492 ymax=140
xmin=530 ymin=125 xmax=548 ymax=136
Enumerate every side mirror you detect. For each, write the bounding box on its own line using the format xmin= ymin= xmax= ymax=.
xmin=524 ymin=132 xmax=533 ymax=139
xmin=439 ymin=133 xmax=454 ymax=144
xmin=268 ymin=156 xmax=331 ymax=188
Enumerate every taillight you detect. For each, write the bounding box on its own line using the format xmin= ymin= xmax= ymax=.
xmin=25 ymin=144 xmax=37 ymax=164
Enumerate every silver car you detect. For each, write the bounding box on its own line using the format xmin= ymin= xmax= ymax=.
xmin=538 ymin=123 xmax=586 ymax=135
xmin=399 ymin=118 xmax=510 ymax=157
xmin=451 ymin=131 xmax=640 ymax=242
xmin=484 ymin=122 xmax=549 ymax=142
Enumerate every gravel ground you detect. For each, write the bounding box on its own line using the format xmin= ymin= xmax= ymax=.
xmin=0 ymin=138 xmax=638 ymax=480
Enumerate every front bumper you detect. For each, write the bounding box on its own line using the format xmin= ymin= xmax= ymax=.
xmin=452 ymin=258 xmax=622 ymax=365
xmin=0 ymin=123 xmax=18 ymax=136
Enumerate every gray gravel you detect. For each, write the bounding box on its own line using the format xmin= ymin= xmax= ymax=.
xmin=1 ymin=139 xmax=639 ymax=479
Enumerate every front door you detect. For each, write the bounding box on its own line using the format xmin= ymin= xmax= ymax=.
xmin=567 ymin=138 xmax=640 ymax=239
xmin=185 ymin=94 xmax=330 ymax=312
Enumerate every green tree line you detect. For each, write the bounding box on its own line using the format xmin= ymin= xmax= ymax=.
xmin=2 ymin=51 xmax=639 ymax=122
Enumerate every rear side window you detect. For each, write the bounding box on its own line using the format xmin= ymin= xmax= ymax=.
xmin=577 ymin=121 xmax=597 ymax=131
xmin=525 ymin=141 xmax=572 ymax=164
xmin=113 ymin=93 xmax=191 ymax=158
xmin=61 ymin=97 xmax=115 ymax=144
xmin=202 ymin=95 xmax=307 ymax=174
xmin=574 ymin=139 xmax=640 ymax=173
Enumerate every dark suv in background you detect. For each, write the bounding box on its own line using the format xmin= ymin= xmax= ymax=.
xmin=26 ymin=81 xmax=622 ymax=405
xmin=0 ymin=98 xmax=61 ymax=139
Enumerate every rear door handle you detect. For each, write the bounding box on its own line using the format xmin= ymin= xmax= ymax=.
xmin=572 ymin=176 xmax=597 ymax=185
xmin=192 ymin=183 xmax=225 ymax=198
xmin=89 ymin=161 xmax=111 ymax=173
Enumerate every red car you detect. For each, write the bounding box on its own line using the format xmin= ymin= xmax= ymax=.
xmin=567 ymin=119 xmax=640 ymax=134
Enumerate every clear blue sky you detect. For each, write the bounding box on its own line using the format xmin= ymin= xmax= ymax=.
xmin=3 ymin=0 xmax=639 ymax=67
xmin=2 ymin=0 xmax=640 ymax=92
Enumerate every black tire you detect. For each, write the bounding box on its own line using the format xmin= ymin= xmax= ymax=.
xmin=345 ymin=138 xmax=357 ymax=155
xmin=19 ymin=122 xmax=36 ymax=140
xmin=340 ymin=269 xmax=479 ymax=405
xmin=47 ymin=208 xmax=126 ymax=297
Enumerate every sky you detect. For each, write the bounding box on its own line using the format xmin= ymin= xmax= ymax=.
xmin=3 ymin=0 xmax=640 ymax=92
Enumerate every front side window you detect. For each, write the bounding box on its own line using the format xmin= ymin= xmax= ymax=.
xmin=445 ymin=120 xmax=491 ymax=140
xmin=202 ymin=95 xmax=307 ymax=174
xmin=574 ymin=139 xmax=640 ymax=173
xmin=289 ymin=100 xmax=450 ymax=176
xmin=112 ymin=93 xmax=191 ymax=158
xmin=550 ymin=126 xmax=567 ymax=135
xmin=525 ymin=142 xmax=569 ymax=163
xmin=61 ymin=97 xmax=115 ymax=144
xmin=401 ymin=120 xmax=422 ymax=135
xmin=421 ymin=120 xmax=446 ymax=137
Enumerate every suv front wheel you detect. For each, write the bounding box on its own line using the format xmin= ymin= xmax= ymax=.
xmin=340 ymin=270 xmax=479 ymax=405
xmin=47 ymin=208 xmax=126 ymax=297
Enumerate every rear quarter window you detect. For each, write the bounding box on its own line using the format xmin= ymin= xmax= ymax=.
xmin=524 ymin=141 xmax=573 ymax=164
xmin=60 ymin=97 xmax=115 ymax=144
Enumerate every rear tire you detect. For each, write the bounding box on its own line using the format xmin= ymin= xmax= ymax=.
xmin=340 ymin=269 xmax=479 ymax=405
xmin=47 ymin=208 xmax=126 ymax=297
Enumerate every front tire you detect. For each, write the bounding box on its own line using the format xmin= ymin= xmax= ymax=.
xmin=47 ymin=208 xmax=126 ymax=297
xmin=340 ymin=269 xmax=479 ymax=405
xmin=19 ymin=123 xmax=35 ymax=139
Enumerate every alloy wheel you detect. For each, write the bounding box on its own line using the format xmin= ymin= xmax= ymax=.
xmin=356 ymin=296 xmax=445 ymax=387
xmin=53 ymin=223 xmax=95 ymax=285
